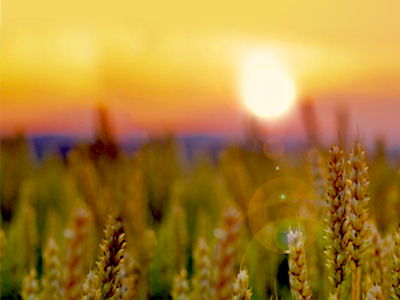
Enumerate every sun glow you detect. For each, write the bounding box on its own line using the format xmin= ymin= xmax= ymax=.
xmin=242 ymin=65 xmax=296 ymax=118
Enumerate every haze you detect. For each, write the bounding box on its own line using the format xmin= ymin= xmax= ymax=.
xmin=1 ymin=0 xmax=400 ymax=147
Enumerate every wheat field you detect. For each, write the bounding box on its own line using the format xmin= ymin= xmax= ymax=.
xmin=0 ymin=130 xmax=399 ymax=300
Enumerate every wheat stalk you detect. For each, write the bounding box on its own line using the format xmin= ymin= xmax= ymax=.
xmin=382 ymin=234 xmax=393 ymax=299
xmin=22 ymin=199 xmax=38 ymax=270
xmin=306 ymin=147 xmax=327 ymax=296
xmin=324 ymin=142 xmax=350 ymax=298
xmin=168 ymin=181 xmax=189 ymax=274
xmin=347 ymin=140 xmax=371 ymax=300
xmin=307 ymin=146 xmax=327 ymax=204
xmin=0 ymin=229 xmax=6 ymax=297
xmin=135 ymin=228 xmax=156 ymax=299
xmin=363 ymin=225 xmax=376 ymax=298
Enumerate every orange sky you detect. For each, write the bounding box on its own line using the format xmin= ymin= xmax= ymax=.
xmin=1 ymin=1 xmax=400 ymax=146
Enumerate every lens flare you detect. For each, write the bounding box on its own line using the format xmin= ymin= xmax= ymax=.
xmin=247 ymin=177 xmax=323 ymax=253
xmin=263 ymin=138 xmax=285 ymax=160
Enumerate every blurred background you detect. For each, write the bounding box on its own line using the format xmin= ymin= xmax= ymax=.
xmin=1 ymin=0 xmax=400 ymax=154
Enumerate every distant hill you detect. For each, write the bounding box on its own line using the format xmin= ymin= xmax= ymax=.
xmin=27 ymin=134 xmax=400 ymax=166
xmin=29 ymin=135 xmax=77 ymax=159
xmin=27 ymin=134 xmax=235 ymax=161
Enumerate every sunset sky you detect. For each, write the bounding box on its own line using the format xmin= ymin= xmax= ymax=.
xmin=1 ymin=1 xmax=400 ymax=147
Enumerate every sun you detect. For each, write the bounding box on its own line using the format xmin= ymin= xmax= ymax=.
xmin=242 ymin=66 xmax=296 ymax=118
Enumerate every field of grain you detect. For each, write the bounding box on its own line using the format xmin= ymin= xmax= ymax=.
xmin=0 ymin=122 xmax=399 ymax=300
xmin=2 ymin=1 xmax=399 ymax=298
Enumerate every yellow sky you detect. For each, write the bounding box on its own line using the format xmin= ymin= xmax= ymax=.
xmin=1 ymin=0 xmax=400 ymax=136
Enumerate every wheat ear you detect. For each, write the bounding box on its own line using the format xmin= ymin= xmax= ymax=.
xmin=171 ymin=268 xmax=190 ymax=300
xmin=324 ymin=142 xmax=350 ymax=298
xmin=63 ymin=206 xmax=91 ymax=300
xmin=115 ymin=251 xmax=137 ymax=299
xmin=82 ymin=271 xmax=100 ymax=300
xmin=211 ymin=206 xmax=242 ymax=300
xmin=392 ymin=225 xmax=400 ymax=299
xmin=21 ymin=268 xmax=39 ymax=300
xmin=366 ymin=225 xmax=392 ymax=298
xmin=347 ymin=141 xmax=371 ymax=300
xmin=193 ymin=237 xmax=211 ymax=300
xmin=365 ymin=285 xmax=383 ymax=300
xmin=96 ymin=212 xmax=126 ymax=300
xmin=41 ymin=237 xmax=60 ymax=300
xmin=287 ymin=228 xmax=313 ymax=300
xmin=232 ymin=269 xmax=252 ymax=300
